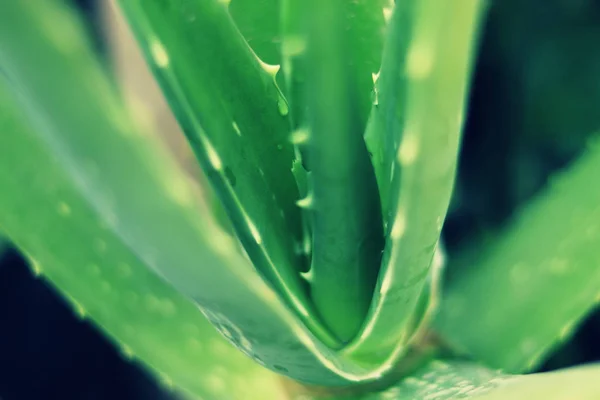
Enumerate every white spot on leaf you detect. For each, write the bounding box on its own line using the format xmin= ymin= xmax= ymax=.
xmin=380 ymin=271 xmax=393 ymax=294
xmin=406 ymin=44 xmax=434 ymax=80
xmin=390 ymin=212 xmax=406 ymax=239
xmin=232 ymin=121 xmax=241 ymax=136
xmin=30 ymin=259 xmax=43 ymax=276
xmin=202 ymin=137 xmax=223 ymax=170
xmin=549 ymin=258 xmax=568 ymax=274
xmin=58 ymin=202 xmax=71 ymax=216
xmin=383 ymin=7 xmax=393 ymax=22
xmin=291 ymin=128 xmax=310 ymax=144
xmin=398 ymin=133 xmax=419 ymax=166
xmin=282 ymin=35 xmax=307 ymax=57
xmin=246 ymin=218 xmax=262 ymax=244
xmin=559 ymin=320 xmax=577 ymax=340
xmin=150 ymin=39 xmax=169 ymax=68
xmin=121 ymin=344 xmax=134 ymax=360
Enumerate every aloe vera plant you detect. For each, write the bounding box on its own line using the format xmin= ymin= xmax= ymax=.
xmin=1 ymin=0 xmax=600 ymax=399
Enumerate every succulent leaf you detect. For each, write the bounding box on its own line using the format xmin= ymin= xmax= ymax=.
xmin=10 ymin=0 xmax=592 ymax=398
xmin=436 ymin=135 xmax=600 ymax=372
xmin=0 ymin=0 xmax=486 ymax=387
xmin=344 ymin=0 xmax=484 ymax=361
xmin=229 ymin=0 xmax=281 ymax=66
xmin=283 ymin=0 xmax=386 ymax=342
xmin=115 ymin=0 xmax=341 ymax=345
xmin=281 ymin=0 xmax=386 ymax=131
xmin=0 ymin=0 xmax=376 ymax=385
xmin=347 ymin=360 xmax=509 ymax=400
xmin=0 ymin=72 xmax=285 ymax=400
xmin=294 ymin=361 xmax=600 ymax=400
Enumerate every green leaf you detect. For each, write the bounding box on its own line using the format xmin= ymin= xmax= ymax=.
xmin=103 ymin=0 xmax=241 ymax=241
xmin=0 ymin=0 xmax=462 ymax=386
xmin=0 ymin=0 xmax=361 ymax=386
xmin=346 ymin=0 xmax=484 ymax=361
xmin=470 ymin=364 xmax=600 ymax=400
xmin=110 ymin=0 xmax=486 ymax=383
xmin=0 ymin=67 xmax=284 ymax=400
xmin=356 ymin=360 xmax=508 ymax=400
xmin=283 ymin=0 xmax=386 ymax=342
xmin=412 ymin=363 xmax=600 ymax=400
xmin=281 ymin=0 xmax=386 ymax=130
xmin=292 ymin=361 xmax=600 ymax=400
xmin=116 ymin=0 xmax=335 ymax=342
xmin=435 ymin=136 xmax=600 ymax=372
xmin=229 ymin=0 xmax=281 ymax=65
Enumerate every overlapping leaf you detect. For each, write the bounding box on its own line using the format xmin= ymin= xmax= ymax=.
xmin=346 ymin=0 xmax=484 ymax=361
xmin=116 ymin=0 xmax=332 ymax=341
xmin=0 ymin=0 xmax=371 ymax=386
xmin=281 ymin=0 xmax=387 ymax=342
xmin=0 ymin=69 xmax=283 ymax=400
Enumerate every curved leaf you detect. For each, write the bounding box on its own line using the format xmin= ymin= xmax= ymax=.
xmin=0 ymin=0 xmax=456 ymax=386
xmin=471 ymin=364 xmax=600 ymax=400
xmin=283 ymin=0 xmax=386 ymax=342
xmin=436 ymin=135 xmax=600 ymax=372
xmin=346 ymin=0 xmax=484 ymax=361
xmin=100 ymin=1 xmax=237 ymax=238
xmin=0 ymin=0 xmax=353 ymax=385
xmin=229 ymin=0 xmax=281 ymax=65
xmin=0 ymin=75 xmax=283 ymax=400
xmin=281 ymin=0 xmax=386 ymax=130
xmin=115 ymin=0 xmax=331 ymax=343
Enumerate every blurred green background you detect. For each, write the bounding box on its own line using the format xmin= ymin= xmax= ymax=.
xmin=1 ymin=0 xmax=600 ymax=398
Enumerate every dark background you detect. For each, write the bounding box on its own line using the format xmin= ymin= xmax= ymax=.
xmin=2 ymin=0 xmax=600 ymax=398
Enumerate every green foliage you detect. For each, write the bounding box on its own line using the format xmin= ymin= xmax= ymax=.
xmin=436 ymin=138 xmax=600 ymax=372
xmin=301 ymin=361 xmax=600 ymax=400
xmin=117 ymin=0 xmax=318 ymax=341
xmin=112 ymin=0 xmax=482 ymax=384
xmin=284 ymin=0 xmax=385 ymax=342
xmin=0 ymin=1 xmax=351 ymax=387
xmin=1 ymin=0 xmax=599 ymax=399
xmin=0 ymin=58 xmax=280 ymax=400
xmin=346 ymin=0 xmax=482 ymax=361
